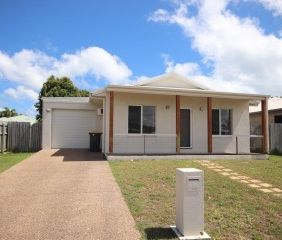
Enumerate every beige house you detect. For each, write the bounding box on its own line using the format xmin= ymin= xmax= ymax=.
xmin=249 ymin=98 xmax=282 ymax=153
xmin=250 ymin=97 xmax=282 ymax=134
xmin=42 ymin=73 xmax=269 ymax=159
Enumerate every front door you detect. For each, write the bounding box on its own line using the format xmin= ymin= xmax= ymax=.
xmin=180 ymin=109 xmax=191 ymax=148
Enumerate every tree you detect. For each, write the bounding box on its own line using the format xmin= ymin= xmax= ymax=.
xmin=0 ymin=107 xmax=18 ymax=118
xmin=35 ymin=76 xmax=89 ymax=120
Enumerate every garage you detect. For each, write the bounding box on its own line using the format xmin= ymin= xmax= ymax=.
xmin=51 ymin=109 xmax=102 ymax=148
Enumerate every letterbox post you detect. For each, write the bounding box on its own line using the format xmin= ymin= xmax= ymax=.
xmin=171 ymin=168 xmax=211 ymax=240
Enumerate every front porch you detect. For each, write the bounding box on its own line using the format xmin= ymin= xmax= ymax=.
xmin=105 ymin=92 xmax=269 ymax=156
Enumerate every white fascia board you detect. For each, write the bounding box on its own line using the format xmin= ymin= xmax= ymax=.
xmin=90 ymin=90 xmax=106 ymax=97
xmin=105 ymin=85 xmax=269 ymax=100
xmin=42 ymin=97 xmax=90 ymax=103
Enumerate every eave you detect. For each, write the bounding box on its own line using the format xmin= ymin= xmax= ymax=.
xmin=103 ymin=85 xmax=269 ymax=100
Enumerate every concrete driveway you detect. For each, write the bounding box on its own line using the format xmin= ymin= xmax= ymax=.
xmin=0 ymin=149 xmax=140 ymax=240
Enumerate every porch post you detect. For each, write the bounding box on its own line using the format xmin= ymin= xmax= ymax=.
xmin=109 ymin=91 xmax=114 ymax=153
xmin=176 ymin=95 xmax=180 ymax=153
xmin=261 ymin=98 xmax=269 ymax=153
xmin=207 ymin=97 xmax=212 ymax=153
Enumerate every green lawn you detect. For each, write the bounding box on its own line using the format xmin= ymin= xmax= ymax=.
xmin=110 ymin=158 xmax=282 ymax=240
xmin=0 ymin=152 xmax=32 ymax=173
xmin=216 ymin=155 xmax=282 ymax=188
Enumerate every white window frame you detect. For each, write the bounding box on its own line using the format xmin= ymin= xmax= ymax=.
xmin=127 ymin=105 xmax=156 ymax=135
xmin=212 ymin=108 xmax=233 ymax=136
xmin=180 ymin=107 xmax=193 ymax=149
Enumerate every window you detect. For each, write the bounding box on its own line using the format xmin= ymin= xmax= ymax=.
xmin=128 ymin=106 xmax=156 ymax=134
xmin=180 ymin=109 xmax=191 ymax=148
xmin=212 ymin=109 xmax=232 ymax=135
xmin=143 ymin=106 xmax=156 ymax=134
xmin=274 ymin=115 xmax=282 ymax=123
xmin=128 ymin=106 xmax=141 ymax=133
xmin=212 ymin=109 xmax=220 ymax=135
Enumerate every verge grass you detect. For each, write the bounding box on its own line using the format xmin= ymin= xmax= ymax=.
xmin=110 ymin=159 xmax=282 ymax=240
xmin=0 ymin=152 xmax=32 ymax=173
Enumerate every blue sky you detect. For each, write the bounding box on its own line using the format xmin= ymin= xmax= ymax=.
xmin=0 ymin=0 xmax=281 ymax=116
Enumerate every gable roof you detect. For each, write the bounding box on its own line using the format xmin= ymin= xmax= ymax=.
xmin=90 ymin=72 xmax=269 ymax=100
xmin=0 ymin=115 xmax=36 ymax=124
xmin=134 ymin=72 xmax=209 ymax=90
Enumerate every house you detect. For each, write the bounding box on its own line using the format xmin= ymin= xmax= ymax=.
xmin=250 ymin=97 xmax=282 ymax=134
xmin=42 ymin=72 xmax=269 ymax=159
xmin=0 ymin=115 xmax=36 ymax=124
xmin=250 ymin=97 xmax=282 ymax=153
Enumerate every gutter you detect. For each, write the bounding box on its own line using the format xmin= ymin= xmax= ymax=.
xmin=104 ymin=85 xmax=269 ymax=100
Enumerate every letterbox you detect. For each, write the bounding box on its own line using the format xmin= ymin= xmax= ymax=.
xmin=171 ymin=168 xmax=211 ymax=240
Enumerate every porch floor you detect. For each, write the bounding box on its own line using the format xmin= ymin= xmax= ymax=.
xmin=106 ymin=153 xmax=268 ymax=161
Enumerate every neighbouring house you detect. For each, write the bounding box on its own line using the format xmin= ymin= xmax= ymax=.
xmin=250 ymin=97 xmax=282 ymax=153
xmin=250 ymin=97 xmax=282 ymax=133
xmin=0 ymin=115 xmax=36 ymax=124
xmin=42 ymin=72 xmax=269 ymax=158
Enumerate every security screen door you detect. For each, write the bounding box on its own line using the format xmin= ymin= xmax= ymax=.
xmin=180 ymin=109 xmax=191 ymax=148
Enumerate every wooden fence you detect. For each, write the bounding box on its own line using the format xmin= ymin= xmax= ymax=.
xmin=0 ymin=122 xmax=42 ymax=153
xmin=0 ymin=123 xmax=8 ymax=153
xmin=269 ymin=123 xmax=282 ymax=153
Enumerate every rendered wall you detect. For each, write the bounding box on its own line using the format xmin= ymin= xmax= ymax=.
xmin=111 ymin=92 xmax=176 ymax=154
xmin=108 ymin=93 xmax=251 ymax=154
xmin=212 ymin=98 xmax=250 ymax=154
xmin=42 ymin=100 xmax=101 ymax=149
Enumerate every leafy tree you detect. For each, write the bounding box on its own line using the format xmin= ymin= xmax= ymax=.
xmin=35 ymin=76 xmax=89 ymax=120
xmin=0 ymin=107 xmax=18 ymax=118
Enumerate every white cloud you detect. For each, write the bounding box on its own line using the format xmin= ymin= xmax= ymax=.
xmin=163 ymin=54 xmax=255 ymax=92
xmin=23 ymin=105 xmax=37 ymax=117
xmin=149 ymin=0 xmax=282 ymax=95
xmin=4 ymin=85 xmax=38 ymax=101
xmin=54 ymin=47 xmax=132 ymax=84
xmin=253 ymin=0 xmax=282 ymax=16
xmin=0 ymin=46 xmax=132 ymax=100
xmin=0 ymin=49 xmax=54 ymax=90
xmin=163 ymin=54 xmax=201 ymax=76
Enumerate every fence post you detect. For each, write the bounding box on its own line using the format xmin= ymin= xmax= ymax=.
xmin=1 ymin=123 xmax=4 ymax=153
xmin=143 ymin=135 xmax=146 ymax=154
xmin=236 ymin=136 xmax=238 ymax=155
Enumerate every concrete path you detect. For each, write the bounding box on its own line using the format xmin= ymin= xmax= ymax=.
xmin=0 ymin=149 xmax=140 ymax=240
xmin=197 ymin=160 xmax=282 ymax=198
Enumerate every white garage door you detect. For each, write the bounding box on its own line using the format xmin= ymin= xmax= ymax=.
xmin=51 ymin=109 xmax=101 ymax=148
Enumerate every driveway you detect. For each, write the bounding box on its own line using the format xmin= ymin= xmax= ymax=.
xmin=0 ymin=149 xmax=140 ymax=240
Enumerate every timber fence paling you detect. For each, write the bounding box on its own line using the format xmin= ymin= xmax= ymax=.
xmin=7 ymin=122 xmax=30 ymax=152
xmin=270 ymin=123 xmax=282 ymax=153
xmin=30 ymin=122 xmax=42 ymax=152
xmin=6 ymin=122 xmax=42 ymax=152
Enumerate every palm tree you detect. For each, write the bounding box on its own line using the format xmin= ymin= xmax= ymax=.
xmin=0 ymin=107 xmax=18 ymax=117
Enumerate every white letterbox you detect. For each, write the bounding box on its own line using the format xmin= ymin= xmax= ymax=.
xmin=171 ymin=168 xmax=210 ymax=240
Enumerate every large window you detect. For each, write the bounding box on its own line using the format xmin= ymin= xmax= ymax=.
xmin=212 ymin=109 xmax=232 ymax=135
xmin=128 ymin=106 xmax=156 ymax=134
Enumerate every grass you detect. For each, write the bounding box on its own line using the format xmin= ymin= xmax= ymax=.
xmin=0 ymin=152 xmax=32 ymax=173
xmin=216 ymin=155 xmax=282 ymax=188
xmin=110 ymin=159 xmax=282 ymax=240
